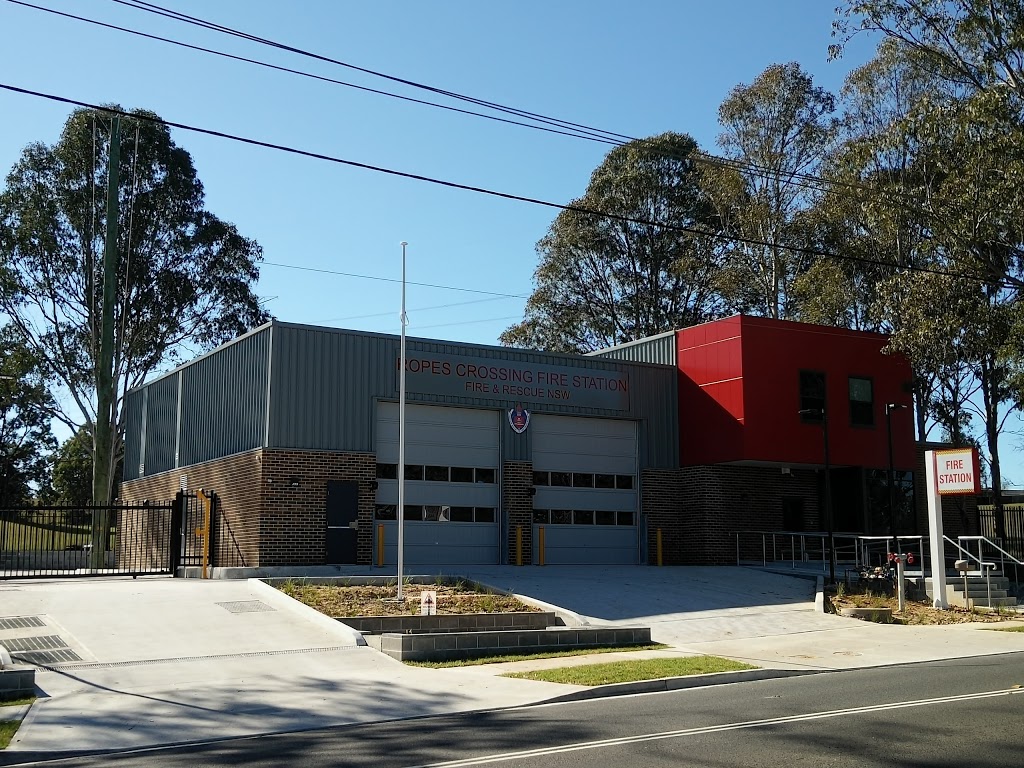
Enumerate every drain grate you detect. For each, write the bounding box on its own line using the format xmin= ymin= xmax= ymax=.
xmin=13 ymin=649 xmax=82 ymax=665
xmin=2 ymin=635 xmax=67 ymax=652
xmin=215 ymin=600 xmax=275 ymax=614
xmin=0 ymin=616 xmax=45 ymax=631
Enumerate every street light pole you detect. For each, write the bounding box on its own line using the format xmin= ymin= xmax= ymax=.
xmin=800 ymin=406 xmax=834 ymax=584
xmin=885 ymin=403 xmax=908 ymax=551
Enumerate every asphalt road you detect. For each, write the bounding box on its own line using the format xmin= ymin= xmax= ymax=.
xmin=6 ymin=652 xmax=1024 ymax=768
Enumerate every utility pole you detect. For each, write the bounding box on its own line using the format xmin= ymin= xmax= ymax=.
xmin=91 ymin=116 xmax=120 ymax=568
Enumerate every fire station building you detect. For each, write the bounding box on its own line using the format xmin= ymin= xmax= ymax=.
xmin=120 ymin=315 xmax=925 ymax=568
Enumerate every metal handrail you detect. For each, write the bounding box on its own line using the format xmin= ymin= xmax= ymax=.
xmin=944 ymin=535 xmax=997 ymax=607
xmin=943 ymin=535 xmax=996 ymax=571
xmin=957 ymin=535 xmax=1022 ymax=586
xmin=957 ymin=535 xmax=1024 ymax=566
xmin=735 ymin=531 xmax=926 ymax=576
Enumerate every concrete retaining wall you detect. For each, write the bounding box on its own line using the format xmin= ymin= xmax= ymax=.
xmin=380 ymin=625 xmax=652 ymax=662
xmin=340 ymin=611 xmax=560 ymax=635
xmin=0 ymin=666 xmax=35 ymax=702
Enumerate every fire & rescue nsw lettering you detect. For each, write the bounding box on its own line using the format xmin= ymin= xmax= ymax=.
xmin=397 ymin=353 xmax=630 ymax=410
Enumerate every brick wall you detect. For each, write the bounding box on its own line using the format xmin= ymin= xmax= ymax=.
xmin=120 ymin=449 xmax=262 ymax=567
xmin=121 ymin=448 xmax=377 ymax=567
xmin=503 ymin=461 xmax=533 ymax=565
xmin=641 ymin=469 xmax=685 ymax=565
xmin=642 ymin=465 xmax=820 ymax=565
xmin=259 ymin=449 xmax=376 ymax=566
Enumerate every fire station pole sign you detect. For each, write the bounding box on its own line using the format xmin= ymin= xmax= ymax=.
xmin=925 ymin=448 xmax=981 ymax=609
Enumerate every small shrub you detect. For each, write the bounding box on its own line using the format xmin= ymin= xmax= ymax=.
xmin=479 ymin=594 xmax=497 ymax=613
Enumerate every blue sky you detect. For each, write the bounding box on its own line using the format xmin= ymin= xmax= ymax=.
xmin=0 ymin=0 xmax=877 ymax=340
xmin=0 ymin=0 xmax=1020 ymax=486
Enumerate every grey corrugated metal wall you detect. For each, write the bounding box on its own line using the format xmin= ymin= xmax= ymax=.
xmin=122 ymin=388 xmax=144 ymax=481
xmin=178 ymin=329 xmax=270 ymax=466
xmin=123 ymin=326 xmax=271 ymax=480
xmin=124 ymin=321 xmax=679 ymax=478
xmin=268 ymin=325 xmax=393 ymax=451
xmin=140 ymin=373 xmax=180 ymax=479
xmin=591 ymin=332 xmax=677 ymax=366
xmin=267 ymin=323 xmax=678 ymax=468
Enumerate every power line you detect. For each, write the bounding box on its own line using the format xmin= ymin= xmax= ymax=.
xmin=316 ymin=295 xmax=521 ymax=324
xmin=14 ymin=0 xmax=936 ymax=206
xmin=108 ymin=0 xmax=625 ymax=143
xmin=413 ymin=315 xmax=524 ymax=331
xmin=0 ymin=81 xmax=1016 ymax=291
xmin=261 ymin=261 xmax=529 ymax=299
xmin=4 ymin=0 xmax=617 ymax=146
xmin=92 ymin=0 xmax=871 ymax=199
xmin=103 ymin=0 xmax=980 ymax=208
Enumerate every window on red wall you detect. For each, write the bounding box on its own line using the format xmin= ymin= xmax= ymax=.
xmin=799 ymin=370 xmax=825 ymax=421
xmin=849 ymin=376 xmax=874 ymax=427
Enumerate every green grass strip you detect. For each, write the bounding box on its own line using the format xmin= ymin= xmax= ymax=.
xmin=986 ymin=624 xmax=1024 ymax=632
xmin=505 ymin=655 xmax=756 ymax=686
xmin=0 ymin=697 xmax=35 ymax=708
xmin=405 ymin=644 xmax=668 ymax=668
xmin=0 ymin=721 xmax=20 ymax=750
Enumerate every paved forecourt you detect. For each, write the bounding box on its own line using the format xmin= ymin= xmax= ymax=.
xmin=0 ymin=576 xmax=579 ymax=756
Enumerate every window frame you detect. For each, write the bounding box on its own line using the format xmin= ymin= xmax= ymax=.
xmin=848 ymin=375 xmax=875 ymax=428
xmin=799 ymin=369 xmax=826 ymax=422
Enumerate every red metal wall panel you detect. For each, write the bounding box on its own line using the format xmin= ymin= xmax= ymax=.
xmin=677 ymin=316 xmax=915 ymax=470
xmin=677 ymin=317 xmax=745 ymax=465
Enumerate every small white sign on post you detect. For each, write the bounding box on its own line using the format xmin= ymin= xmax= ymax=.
xmin=420 ymin=590 xmax=437 ymax=616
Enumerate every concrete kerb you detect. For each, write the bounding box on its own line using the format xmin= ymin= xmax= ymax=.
xmin=0 ymin=704 xmax=31 ymax=724
xmin=539 ymin=668 xmax=824 ymax=704
xmin=468 ymin=582 xmax=590 ymax=628
xmin=246 ymin=579 xmax=366 ymax=647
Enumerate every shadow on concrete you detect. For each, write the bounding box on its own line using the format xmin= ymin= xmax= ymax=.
xmin=452 ymin=566 xmax=817 ymax=622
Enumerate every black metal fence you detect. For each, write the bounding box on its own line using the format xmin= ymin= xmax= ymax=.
xmin=979 ymin=504 xmax=1024 ymax=560
xmin=0 ymin=499 xmax=179 ymax=578
xmin=177 ymin=490 xmax=248 ymax=569
xmin=1 ymin=490 xmax=247 ymax=578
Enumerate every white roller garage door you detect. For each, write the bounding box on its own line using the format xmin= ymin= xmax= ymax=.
xmin=531 ymin=414 xmax=638 ymax=565
xmin=374 ymin=402 xmax=499 ymax=565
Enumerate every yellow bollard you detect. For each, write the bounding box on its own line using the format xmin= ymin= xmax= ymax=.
xmin=516 ymin=525 xmax=523 ymax=566
xmin=376 ymin=524 xmax=384 ymax=568
xmin=538 ymin=526 xmax=546 ymax=566
xmin=657 ymin=527 xmax=663 ymax=567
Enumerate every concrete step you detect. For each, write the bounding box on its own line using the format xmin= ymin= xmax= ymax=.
xmin=950 ymin=588 xmax=1010 ymax=599
xmin=960 ymin=597 xmax=1019 ymax=608
xmin=918 ymin=578 xmax=1020 ymax=609
xmin=943 ymin=575 xmax=1010 ymax=588
xmin=926 ymin=577 xmax=1012 ymax=590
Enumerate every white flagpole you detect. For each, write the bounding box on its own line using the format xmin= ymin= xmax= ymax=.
xmin=397 ymin=241 xmax=408 ymax=602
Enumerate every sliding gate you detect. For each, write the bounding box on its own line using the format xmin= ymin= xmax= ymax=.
xmin=0 ymin=491 xmax=210 ymax=579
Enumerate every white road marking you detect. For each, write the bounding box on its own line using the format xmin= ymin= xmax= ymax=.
xmin=411 ymin=687 xmax=1024 ymax=767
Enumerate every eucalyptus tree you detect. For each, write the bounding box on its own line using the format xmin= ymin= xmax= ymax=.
xmin=834 ymin=1 xmax=1024 ymax=106
xmin=0 ymin=326 xmax=55 ymax=507
xmin=704 ymin=63 xmax=837 ymax=320
xmin=502 ymin=132 xmax=727 ymax=353
xmin=841 ymin=49 xmax=1024 ymax=532
xmin=0 ymin=107 xmax=269 ymax=504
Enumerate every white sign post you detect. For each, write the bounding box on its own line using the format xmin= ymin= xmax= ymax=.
xmin=925 ymin=448 xmax=981 ymax=609
xmin=420 ymin=590 xmax=437 ymax=616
